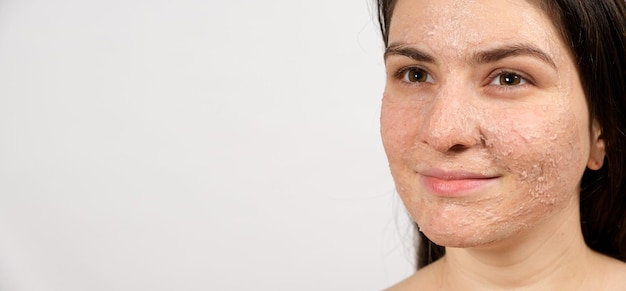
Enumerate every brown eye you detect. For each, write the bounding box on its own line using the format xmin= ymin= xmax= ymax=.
xmin=499 ymin=73 xmax=522 ymax=86
xmin=402 ymin=68 xmax=432 ymax=83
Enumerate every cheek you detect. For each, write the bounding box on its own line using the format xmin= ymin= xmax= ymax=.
xmin=487 ymin=106 xmax=589 ymax=206
xmin=380 ymin=99 xmax=422 ymax=161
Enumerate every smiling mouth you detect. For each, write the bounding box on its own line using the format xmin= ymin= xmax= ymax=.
xmin=419 ymin=169 xmax=500 ymax=197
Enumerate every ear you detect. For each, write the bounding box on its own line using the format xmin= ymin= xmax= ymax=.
xmin=587 ymin=120 xmax=605 ymax=170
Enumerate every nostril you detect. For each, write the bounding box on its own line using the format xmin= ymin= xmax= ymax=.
xmin=449 ymin=144 xmax=469 ymax=153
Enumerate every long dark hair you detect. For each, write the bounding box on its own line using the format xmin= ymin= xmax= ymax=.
xmin=377 ymin=0 xmax=626 ymax=269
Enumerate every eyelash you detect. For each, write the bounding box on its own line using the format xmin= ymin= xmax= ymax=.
xmin=394 ymin=67 xmax=434 ymax=85
xmin=487 ymin=69 xmax=532 ymax=88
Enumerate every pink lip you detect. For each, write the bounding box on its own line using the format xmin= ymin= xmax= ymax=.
xmin=419 ymin=169 xmax=500 ymax=197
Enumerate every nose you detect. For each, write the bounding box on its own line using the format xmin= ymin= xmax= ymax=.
xmin=420 ymin=88 xmax=482 ymax=153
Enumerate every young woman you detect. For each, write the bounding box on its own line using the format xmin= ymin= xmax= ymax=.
xmin=376 ymin=0 xmax=626 ymax=289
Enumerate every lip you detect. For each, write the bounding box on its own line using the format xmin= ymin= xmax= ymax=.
xmin=419 ymin=168 xmax=500 ymax=197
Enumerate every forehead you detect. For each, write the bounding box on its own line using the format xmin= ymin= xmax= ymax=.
xmin=388 ymin=0 xmax=561 ymax=55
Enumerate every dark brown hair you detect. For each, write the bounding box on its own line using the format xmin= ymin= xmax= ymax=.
xmin=377 ymin=0 xmax=626 ymax=269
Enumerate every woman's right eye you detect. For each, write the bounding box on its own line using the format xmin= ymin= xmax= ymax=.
xmin=399 ymin=67 xmax=433 ymax=84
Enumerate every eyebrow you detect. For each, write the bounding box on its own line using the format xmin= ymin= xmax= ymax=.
xmin=384 ymin=42 xmax=556 ymax=69
xmin=384 ymin=44 xmax=436 ymax=63
xmin=473 ymin=44 xmax=557 ymax=69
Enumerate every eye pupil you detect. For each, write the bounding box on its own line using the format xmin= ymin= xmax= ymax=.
xmin=408 ymin=69 xmax=428 ymax=82
xmin=499 ymin=73 xmax=521 ymax=86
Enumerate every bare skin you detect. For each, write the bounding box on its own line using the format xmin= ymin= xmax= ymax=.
xmin=380 ymin=0 xmax=626 ymax=289
xmin=386 ymin=205 xmax=626 ymax=290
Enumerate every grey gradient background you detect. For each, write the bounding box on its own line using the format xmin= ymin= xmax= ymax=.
xmin=0 ymin=0 xmax=414 ymax=290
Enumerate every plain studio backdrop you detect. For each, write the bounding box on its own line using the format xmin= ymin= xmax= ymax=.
xmin=0 ymin=1 xmax=415 ymax=290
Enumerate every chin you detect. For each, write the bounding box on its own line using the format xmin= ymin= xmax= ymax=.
xmin=426 ymin=233 xmax=497 ymax=249
xmin=417 ymin=218 xmax=525 ymax=249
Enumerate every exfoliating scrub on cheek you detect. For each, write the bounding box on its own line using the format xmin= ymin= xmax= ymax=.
xmin=381 ymin=0 xmax=593 ymax=248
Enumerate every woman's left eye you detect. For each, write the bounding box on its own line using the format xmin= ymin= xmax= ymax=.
xmin=490 ymin=72 xmax=527 ymax=86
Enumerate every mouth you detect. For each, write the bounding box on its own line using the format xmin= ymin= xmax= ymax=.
xmin=418 ymin=168 xmax=501 ymax=197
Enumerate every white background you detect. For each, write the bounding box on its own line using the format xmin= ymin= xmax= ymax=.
xmin=0 ymin=0 xmax=415 ymax=290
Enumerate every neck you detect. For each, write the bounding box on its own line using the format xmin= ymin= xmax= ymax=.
xmin=437 ymin=199 xmax=599 ymax=290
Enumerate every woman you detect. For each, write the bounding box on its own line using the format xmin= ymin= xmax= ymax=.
xmin=377 ymin=0 xmax=626 ymax=289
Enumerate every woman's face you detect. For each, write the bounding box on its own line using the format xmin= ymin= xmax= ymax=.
xmin=381 ymin=0 xmax=604 ymax=247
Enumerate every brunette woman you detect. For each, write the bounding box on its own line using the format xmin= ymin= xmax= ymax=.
xmin=377 ymin=0 xmax=626 ymax=289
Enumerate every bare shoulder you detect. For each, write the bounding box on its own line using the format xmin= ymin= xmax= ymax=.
xmin=384 ymin=263 xmax=442 ymax=291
